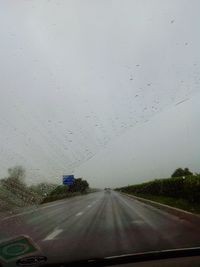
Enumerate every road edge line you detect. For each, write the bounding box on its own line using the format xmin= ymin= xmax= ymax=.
xmin=120 ymin=192 xmax=200 ymax=227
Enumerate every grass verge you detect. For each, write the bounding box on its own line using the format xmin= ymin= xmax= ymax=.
xmin=126 ymin=193 xmax=200 ymax=214
xmin=41 ymin=191 xmax=87 ymax=204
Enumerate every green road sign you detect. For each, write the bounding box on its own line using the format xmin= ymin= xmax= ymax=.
xmin=0 ymin=236 xmax=39 ymax=262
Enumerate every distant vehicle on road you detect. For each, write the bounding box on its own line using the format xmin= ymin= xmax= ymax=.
xmin=104 ymin=188 xmax=111 ymax=193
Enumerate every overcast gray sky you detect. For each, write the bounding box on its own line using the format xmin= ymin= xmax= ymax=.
xmin=0 ymin=0 xmax=199 ymax=187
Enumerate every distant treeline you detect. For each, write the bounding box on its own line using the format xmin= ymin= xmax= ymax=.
xmin=116 ymin=168 xmax=200 ymax=204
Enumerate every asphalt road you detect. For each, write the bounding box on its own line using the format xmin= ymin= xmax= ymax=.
xmin=1 ymin=191 xmax=200 ymax=263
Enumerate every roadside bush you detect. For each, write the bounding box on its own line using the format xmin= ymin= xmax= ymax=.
xmin=41 ymin=179 xmax=89 ymax=204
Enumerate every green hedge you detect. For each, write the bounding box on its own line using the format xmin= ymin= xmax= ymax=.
xmin=117 ymin=175 xmax=200 ymax=204
xmin=41 ymin=184 xmax=88 ymax=204
xmin=41 ymin=192 xmax=82 ymax=203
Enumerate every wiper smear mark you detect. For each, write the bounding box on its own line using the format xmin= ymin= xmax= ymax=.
xmin=175 ymin=98 xmax=190 ymax=106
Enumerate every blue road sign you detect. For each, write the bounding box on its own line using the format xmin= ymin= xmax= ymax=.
xmin=63 ymin=175 xmax=75 ymax=186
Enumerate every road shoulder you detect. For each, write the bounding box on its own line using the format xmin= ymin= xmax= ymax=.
xmin=120 ymin=192 xmax=200 ymax=227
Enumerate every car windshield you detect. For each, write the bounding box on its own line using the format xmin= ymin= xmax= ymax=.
xmin=0 ymin=0 xmax=200 ymax=265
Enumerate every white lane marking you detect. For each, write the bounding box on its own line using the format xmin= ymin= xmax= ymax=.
xmin=131 ymin=220 xmax=145 ymax=225
xmin=40 ymin=201 xmax=67 ymax=209
xmin=1 ymin=195 xmax=101 ymax=221
xmin=87 ymin=205 xmax=92 ymax=208
xmin=1 ymin=200 xmax=71 ymax=221
xmin=44 ymin=228 xmax=63 ymax=241
xmin=76 ymin=212 xmax=84 ymax=216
